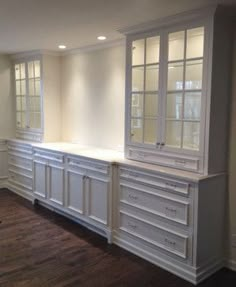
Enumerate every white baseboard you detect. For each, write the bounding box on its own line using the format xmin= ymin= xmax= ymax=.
xmin=227 ymin=259 xmax=236 ymax=272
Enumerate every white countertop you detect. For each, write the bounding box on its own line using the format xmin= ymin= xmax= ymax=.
xmin=8 ymin=139 xmax=224 ymax=182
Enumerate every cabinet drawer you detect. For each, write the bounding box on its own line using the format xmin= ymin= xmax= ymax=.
xmin=8 ymin=154 xmax=32 ymax=170
xmin=34 ymin=149 xmax=64 ymax=163
xmin=9 ymin=171 xmax=32 ymax=190
xmin=8 ymin=144 xmax=32 ymax=155
xmin=120 ymin=183 xmax=189 ymax=226
xmin=127 ymin=148 xmax=199 ymax=172
xmin=67 ymin=157 xmax=109 ymax=175
xmin=119 ymin=212 xmax=188 ymax=259
xmin=120 ymin=168 xmax=190 ymax=196
xmin=9 ymin=165 xmax=32 ymax=178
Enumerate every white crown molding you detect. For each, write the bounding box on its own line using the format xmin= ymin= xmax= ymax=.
xmin=118 ymin=4 xmax=217 ymax=35
xmin=10 ymin=49 xmax=61 ymax=60
xmin=61 ymin=38 xmax=125 ymax=56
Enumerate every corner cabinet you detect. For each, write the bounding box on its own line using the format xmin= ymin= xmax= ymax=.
xmin=123 ymin=6 xmax=233 ymax=174
xmin=12 ymin=53 xmax=61 ymax=142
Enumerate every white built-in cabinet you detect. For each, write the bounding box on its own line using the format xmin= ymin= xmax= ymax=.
xmin=12 ymin=53 xmax=61 ymax=142
xmin=124 ymin=6 xmax=232 ymax=174
xmin=33 ymin=148 xmax=112 ymax=241
xmin=0 ymin=140 xmax=8 ymax=187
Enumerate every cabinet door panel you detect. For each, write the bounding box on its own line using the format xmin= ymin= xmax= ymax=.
xmin=87 ymin=176 xmax=109 ymax=225
xmin=48 ymin=165 xmax=64 ymax=206
xmin=33 ymin=161 xmax=47 ymax=198
xmin=67 ymin=170 xmax=85 ymax=215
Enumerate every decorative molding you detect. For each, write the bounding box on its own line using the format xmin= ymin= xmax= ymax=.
xmin=227 ymin=259 xmax=236 ymax=271
xmin=118 ymin=4 xmax=217 ymax=35
xmin=10 ymin=49 xmax=61 ymax=60
xmin=62 ymin=38 xmax=125 ymax=56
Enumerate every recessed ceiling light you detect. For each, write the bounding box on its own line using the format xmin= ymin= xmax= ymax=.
xmin=97 ymin=36 xmax=106 ymax=41
xmin=58 ymin=45 xmax=66 ymax=49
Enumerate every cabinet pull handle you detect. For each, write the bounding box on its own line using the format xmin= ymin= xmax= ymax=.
xmin=128 ymin=222 xmax=137 ymax=229
xmin=165 ymin=182 xmax=177 ymax=190
xmin=129 ymin=194 xmax=138 ymax=200
xmin=156 ymin=142 xmax=160 ymax=147
xmin=165 ymin=238 xmax=176 ymax=246
xmin=160 ymin=142 xmax=165 ymax=146
xmin=165 ymin=207 xmax=177 ymax=213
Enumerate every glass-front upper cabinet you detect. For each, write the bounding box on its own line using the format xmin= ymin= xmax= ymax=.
xmin=14 ymin=59 xmax=42 ymax=131
xmin=126 ymin=22 xmax=207 ymax=172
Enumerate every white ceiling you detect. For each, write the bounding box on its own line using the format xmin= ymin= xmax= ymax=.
xmin=0 ymin=0 xmax=235 ymax=54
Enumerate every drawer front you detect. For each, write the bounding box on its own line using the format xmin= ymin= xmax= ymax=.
xmin=34 ymin=149 xmax=64 ymax=164
xmin=67 ymin=157 xmax=109 ymax=175
xmin=9 ymin=171 xmax=32 ymax=189
xmin=120 ymin=168 xmax=189 ymax=196
xmin=119 ymin=212 xmax=188 ymax=259
xmin=9 ymin=165 xmax=32 ymax=178
xmin=127 ymin=148 xmax=199 ymax=172
xmin=8 ymin=155 xmax=32 ymax=170
xmin=8 ymin=144 xmax=32 ymax=156
xmin=120 ymin=184 xmax=189 ymax=226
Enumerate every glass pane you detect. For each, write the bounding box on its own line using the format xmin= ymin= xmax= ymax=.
xmin=29 ymin=79 xmax=35 ymax=95
xmin=30 ymin=113 xmax=41 ymax=129
xmin=16 ymin=97 xmax=21 ymax=111
xmin=131 ymin=94 xmax=143 ymax=117
xmin=16 ymin=81 xmax=21 ymax=95
xmin=185 ymin=60 xmax=203 ymax=90
xmin=34 ymin=61 xmax=40 ymax=78
xmin=132 ymin=39 xmax=144 ymax=66
xmin=145 ymin=65 xmax=159 ymax=91
xmin=22 ymin=96 xmax=26 ymax=111
xmin=184 ymin=92 xmax=201 ymax=120
xmin=168 ymin=62 xmax=184 ymax=91
xmin=132 ymin=67 xmax=144 ymax=92
xmin=166 ymin=93 xmax=183 ymax=119
xmin=187 ymin=27 xmax=204 ymax=59
xmin=29 ymin=97 xmax=40 ymax=112
xmin=165 ymin=121 xmax=182 ymax=148
xmin=131 ymin=119 xmax=143 ymax=143
xmin=28 ymin=61 xmax=34 ymax=78
xmin=16 ymin=112 xmax=21 ymax=127
xmin=168 ymin=31 xmax=185 ymax=61
xmin=183 ymin=122 xmax=200 ymax=150
xmin=21 ymin=112 xmax=26 ymax=128
xmin=15 ymin=65 xmax=20 ymax=80
xmin=144 ymin=119 xmax=157 ymax=144
xmin=144 ymin=93 xmax=158 ymax=117
xmin=146 ymin=36 xmax=160 ymax=64
xmin=35 ymin=79 xmax=41 ymax=95
xmin=21 ymin=80 xmax=26 ymax=95
xmin=20 ymin=63 xmax=25 ymax=79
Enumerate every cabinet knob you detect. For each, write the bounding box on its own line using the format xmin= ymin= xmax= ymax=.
xmin=160 ymin=142 xmax=165 ymax=146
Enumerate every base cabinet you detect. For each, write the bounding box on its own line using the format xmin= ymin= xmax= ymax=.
xmin=7 ymin=141 xmax=33 ymax=198
xmin=113 ymin=165 xmax=226 ymax=284
xmin=0 ymin=140 xmax=8 ymax=186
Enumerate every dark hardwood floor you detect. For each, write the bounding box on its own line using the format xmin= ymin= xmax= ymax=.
xmin=0 ymin=188 xmax=235 ymax=287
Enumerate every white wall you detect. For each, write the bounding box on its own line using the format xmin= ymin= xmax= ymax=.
xmin=61 ymin=44 xmax=125 ymax=150
xmin=0 ymin=55 xmax=15 ymax=138
xmin=228 ymin=29 xmax=236 ymax=268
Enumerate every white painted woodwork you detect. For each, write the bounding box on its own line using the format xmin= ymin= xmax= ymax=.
xmin=48 ymin=164 xmax=64 ymax=206
xmin=87 ymin=175 xmax=109 ymax=225
xmin=33 ymin=160 xmax=47 ymax=199
xmin=66 ymin=170 xmax=85 ymax=215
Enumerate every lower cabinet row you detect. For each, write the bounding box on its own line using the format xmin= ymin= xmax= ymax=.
xmin=1 ymin=142 xmax=226 ymax=285
xmin=33 ymin=149 xmax=112 ymax=241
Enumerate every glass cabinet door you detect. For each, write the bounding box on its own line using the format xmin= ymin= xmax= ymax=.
xmin=164 ymin=27 xmax=204 ymax=151
xmin=14 ymin=59 xmax=42 ymax=131
xmin=130 ymin=36 xmax=160 ymax=146
xmin=15 ymin=63 xmax=27 ymax=129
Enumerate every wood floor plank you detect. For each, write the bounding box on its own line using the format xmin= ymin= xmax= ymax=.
xmin=0 ymin=188 xmax=236 ymax=287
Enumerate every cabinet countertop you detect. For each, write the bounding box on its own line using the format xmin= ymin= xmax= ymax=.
xmin=7 ymin=139 xmax=225 ymax=182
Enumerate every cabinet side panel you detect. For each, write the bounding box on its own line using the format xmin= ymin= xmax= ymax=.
xmin=196 ymin=174 xmax=226 ymax=266
xmin=208 ymin=12 xmax=233 ymax=174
